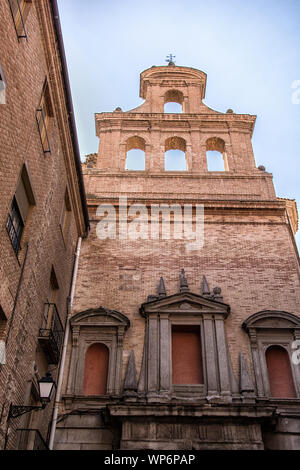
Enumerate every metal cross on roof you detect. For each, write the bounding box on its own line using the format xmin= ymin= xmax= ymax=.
xmin=166 ymin=54 xmax=176 ymax=64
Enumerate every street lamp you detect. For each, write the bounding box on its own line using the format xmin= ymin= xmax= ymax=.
xmin=9 ymin=372 xmax=56 ymax=419
xmin=38 ymin=372 xmax=56 ymax=403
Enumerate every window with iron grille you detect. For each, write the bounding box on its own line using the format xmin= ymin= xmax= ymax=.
xmin=6 ymin=163 xmax=35 ymax=257
xmin=8 ymin=0 xmax=32 ymax=40
xmin=38 ymin=269 xmax=64 ymax=364
xmin=39 ymin=303 xmax=64 ymax=364
xmin=6 ymin=197 xmax=24 ymax=256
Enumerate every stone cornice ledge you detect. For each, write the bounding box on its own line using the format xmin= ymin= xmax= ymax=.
xmin=108 ymin=403 xmax=276 ymax=419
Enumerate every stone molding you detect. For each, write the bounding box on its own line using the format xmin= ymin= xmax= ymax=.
xmin=66 ymin=306 xmax=130 ymax=398
xmin=137 ymin=291 xmax=237 ymax=402
xmin=243 ymin=310 xmax=300 ymax=399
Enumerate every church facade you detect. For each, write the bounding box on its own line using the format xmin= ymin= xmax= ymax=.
xmin=54 ymin=63 xmax=300 ymax=450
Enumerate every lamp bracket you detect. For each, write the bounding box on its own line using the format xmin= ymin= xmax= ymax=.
xmin=9 ymin=403 xmax=46 ymax=419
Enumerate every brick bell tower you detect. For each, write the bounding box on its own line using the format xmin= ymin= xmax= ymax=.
xmin=56 ymin=62 xmax=300 ymax=450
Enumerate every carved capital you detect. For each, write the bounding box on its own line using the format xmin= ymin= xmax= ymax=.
xmin=248 ymin=328 xmax=257 ymax=346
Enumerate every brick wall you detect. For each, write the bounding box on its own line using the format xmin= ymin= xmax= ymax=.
xmin=65 ymin=206 xmax=299 ymax=389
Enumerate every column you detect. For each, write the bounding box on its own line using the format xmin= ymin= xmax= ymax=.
xmin=159 ymin=315 xmax=170 ymax=390
xmin=203 ymin=316 xmax=218 ymax=395
xmin=215 ymin=316 xmax=231 ymax=396
xmin=147 ymin=315 xmax=159 ymax=391
xmin=67 ymin=325 xmax=80 ymax=395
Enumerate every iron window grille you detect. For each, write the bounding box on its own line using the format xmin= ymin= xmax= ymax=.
xmin=38 ymin=303 xmax=64 ymax=364
xmin=6 ymin=197 xmax=24 ymax=256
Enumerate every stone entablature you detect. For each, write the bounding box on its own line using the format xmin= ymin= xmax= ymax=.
xmin=110 ymin=403 xmax=275 ymax=450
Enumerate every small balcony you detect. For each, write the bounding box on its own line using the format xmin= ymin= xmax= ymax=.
xmin=38 ymin=303 xmax=64 ymax=364
xmin=17 ymin=429 xmax=48 ymax=450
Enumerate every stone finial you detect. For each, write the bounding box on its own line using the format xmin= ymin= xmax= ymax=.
xmin=226 ymin=109 xmax=234 ymax=113
xmin=239 ymin=352 xmax=255 ymax=396
xmin=258 ymin=165 xmax=266 ymax=171
xmin=114 ymin=107 xmax=123 ymax=112
xmin=200 ymin=275 xmax=210 ymax=297
xmin=179 ymin=269 xmax=189 ymax=292
xmin=123 ymin=350 xmax=137 ymax=395
xmin=212 ymin=286 xmax=223 ymax=302
xmin=157 ymin=277 xmax=166 ymax=297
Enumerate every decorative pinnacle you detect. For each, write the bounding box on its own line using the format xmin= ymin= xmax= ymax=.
xmin=200 ymin=275 xmax=210 ymax=296
xmin=165 ymin=54 xmax=176 ymax=65
xmin=179 ymin=269 xmax=189 ymax=292
xmin=157 ymin=277 xmax=166 ymax=297
xmin=123 ymin=350 xmax=137 ymax=392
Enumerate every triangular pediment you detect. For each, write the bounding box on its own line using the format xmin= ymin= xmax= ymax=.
xmin=140 ymin=292 xmax=230 ymax=317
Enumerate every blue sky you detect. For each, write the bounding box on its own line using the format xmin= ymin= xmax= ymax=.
xmin=57 ymin=0 xmax=300 ymax=247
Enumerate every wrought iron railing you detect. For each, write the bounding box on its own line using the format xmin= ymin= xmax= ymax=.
xmin=38 ymin=303 xmax=64 ymax=364
xmin=36 ymin=107 xmax=51 ymax=154
xmin=6 ymin=210 xmax=23 ymax=256
xmin=17 ymin=428 xmax=48 ymax=450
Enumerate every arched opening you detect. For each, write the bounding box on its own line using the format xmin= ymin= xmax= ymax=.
xmin=83 ymin=343 xmax=109 ymax=396
xmin=206 ymin=150 xmax=225 ymax=171
xmin=165 ymin=136 xmax=187 ymax=171
xmin=265 ymin=345 xmax=296 ymax=398
xmin=125 ymin=136 xmax=145 ymax=170
xmin=164 ymin=102 xmax=183 ymax=113
xmin=206 ymin=137 xmax=228 ymax=171
xmin=164 ymin=89 xmax=183 ymax=113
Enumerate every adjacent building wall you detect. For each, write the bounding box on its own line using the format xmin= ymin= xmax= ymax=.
xmin=0 ymin=0 xmax=88 ymax=449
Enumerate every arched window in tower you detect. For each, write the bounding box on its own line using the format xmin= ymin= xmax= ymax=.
xmin=165 ymin=136 xmax=187 ymax=171
xmin=125 ymin=136 xmax=145 ymax=170
xmin=83 ymin=343 xmax=109 ymax=396
xmin=164 ymin=89 xmax=184 ymax=113
xmin=206 ymin=137 xmax=228 ymax=171
xmin=265 ymin=345 xmax=296 ymax=398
